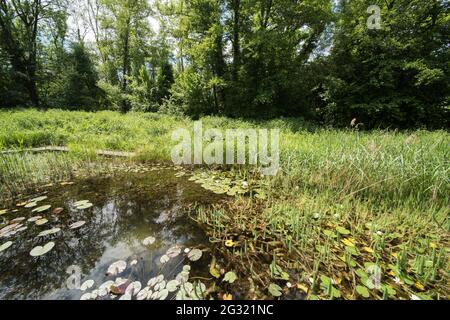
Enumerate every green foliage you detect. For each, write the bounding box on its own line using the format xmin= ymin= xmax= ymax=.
xmin=322 ymin=0 xmax=449 ymax=129
xmin=0 ymin=0 xmax=449 ymax=129
xmin=47 ymin=43 xmax=104 ymax=110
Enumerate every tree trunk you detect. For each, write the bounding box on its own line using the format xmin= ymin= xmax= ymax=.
xmin=231 ymin=0 xmax=241 ymax=81
xmin=121 ymin=19 xmax=131 ymax=113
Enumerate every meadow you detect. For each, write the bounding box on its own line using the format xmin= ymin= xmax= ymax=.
xmin=0 ymin=109 xmax=448 ymax=300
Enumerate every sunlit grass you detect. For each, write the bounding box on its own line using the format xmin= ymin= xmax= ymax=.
xmin=0 ymin=109 xmax=448 ymax=299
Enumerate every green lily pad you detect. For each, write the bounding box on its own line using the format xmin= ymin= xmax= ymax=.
xmin=77 ymin=203 xmax=93 ymax=210
xmin=32 ymin=205 xmax=51 ymax=213
xmin=166 ymin=280 xmax=179 ymax=292
xmin=268 ymin=283 xmax=283 ymax=297
xmin=35 ymin=218 xmax=48 ymax=226
xmin=69 ymin=221 xmax=86 ymax=229
xmin=30 ymin=241 xmax=55 ymax=257
xmin=74 ymin=200 xmax=90 ymax=206
xmin=223 ymin=271 xmax=237 ymax=284
xmin=336 ymin=226 xmax=351 ymax=235
xmin=30 ymin=196 xmax=48 ymax=203
xmin=356 ymin=285 xmax=370 ymax=298
xmin=187 ymin=248 xmax=203 ymax=261
xmin=0 ymin=241 xmax=13 ymax=253
xmin=24 ymin=202 xmax=37 ymax=208
xmin=142 ymin=236 xmax=156 ymax=246
xmin=38 ymin=228 xmax=61 ymax=237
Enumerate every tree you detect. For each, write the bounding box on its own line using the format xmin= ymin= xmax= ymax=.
xmin=0 ymin=0 xmax=43 ymax=106
xmin=323 ymin=0 xmax=449 ymax=129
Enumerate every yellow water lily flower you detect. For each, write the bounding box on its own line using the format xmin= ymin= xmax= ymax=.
xmin=223 ymin=293 xmax=233 ymax=300
xmin=225 ymin=240 xmax=236 ymax=247
xmin=415 ymin=282 xmax=425 ymax=291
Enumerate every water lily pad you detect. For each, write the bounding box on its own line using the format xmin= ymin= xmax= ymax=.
xmin=136 ymin=287 xmax=150 ymax=300
xmin=27 ymin=216 xmax=42 ymax=223
xmin=35 ymin=218 xmax=48 ymax=226
xmin=119 ymin=294 xmax=132 ymax=300
xmin=268 ymin=283 xmax=282 ymax=297
xmin=166 ymin=280 xmax=179 ymax=292
xmin=187 ymin=248 xmax=202 ymax=261
xmin=0 ymin=241 xmax=13 ymax=253
xmin=30 ymin=242 xmax=55 ymax=257
xmin=30 ymin=196 xmax=48 ymax=203
xmin=76 ymin=203 xmax=93 ymax=210
xmin=69 ymin=221 xmax=86 ymax=229
xmin=154 ymin=280 xmax=166 ymax=292
xmin=192 ymin=282 xmax=206 ymax=299
xmin=37 ymin=228 xmax=61 ymax=237
xmin=107 ymin=260 xmax=127 ymax=276
xmin=147 ymin=277 xmax=158 ymax=288
xmin=356 ymin=285 xmax=370 ymax=298
xmin=32 ymin=205 xmax=51 ymax=213
xmin=11 ymin=217 xmax=26 ymax=223
xmin=0 ymin=209 xmax=8 ymax=215
xmin=74 ymin=200 xmax=90 ymax=206
xmin=176 ymin=271 xmax=189 ymax=284
xmin=125 ymin=281 xmax=142 ymax=296
xmin=336 ymin=226 xmax=351 ymax=235
xmin=166 ymin=246 xmax=181 ymax=258
xmin=99 ymin=280 xmax=115 ymax=294
xmin=158 ymin=289 xmax=169 ymax=300
xmin=160 ymin=254 xmax=170 ymax=264
xmin=16 ymin=226 xmax=27 ymax=232
xmin=80 ymin=293 xmax=93 ymax=300
xmin=80 ymin=279 xmax=95 ymax=291
xmin=223 ymin=271 xmax=237 ymax=284
xmin=24 ymin=202 xmax=37 ymax=208
xmin=142 ymin=236 xmax=156 ymax=246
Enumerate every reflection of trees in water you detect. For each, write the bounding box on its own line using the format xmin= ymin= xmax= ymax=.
xmin=0 ymin=170 xmax=216 ymax=299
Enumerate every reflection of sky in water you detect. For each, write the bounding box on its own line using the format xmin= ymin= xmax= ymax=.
xmin=0 ymin=169 xmax=221 ymax=300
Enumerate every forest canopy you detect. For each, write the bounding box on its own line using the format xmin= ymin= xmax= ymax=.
xmin=0 ymin=0 xmax=449 ymax=129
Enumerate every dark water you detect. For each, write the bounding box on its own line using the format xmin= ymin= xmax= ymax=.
xmin=0 ymin=169 xmax=221 ymax=300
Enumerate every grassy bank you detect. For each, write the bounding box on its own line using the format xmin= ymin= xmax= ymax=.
xmin=0 ymin=109 xmax=448 ymax=299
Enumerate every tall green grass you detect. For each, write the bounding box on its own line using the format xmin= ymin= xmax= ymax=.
xmin=0 ymin=109 xmax=448 ymax=299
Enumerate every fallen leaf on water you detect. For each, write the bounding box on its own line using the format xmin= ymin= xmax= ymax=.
xmin=53 ymin=208 xmax=64 ymax=215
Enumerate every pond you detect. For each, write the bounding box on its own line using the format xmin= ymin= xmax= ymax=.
xmin=0 ymin=167 xmax=223 ymax=300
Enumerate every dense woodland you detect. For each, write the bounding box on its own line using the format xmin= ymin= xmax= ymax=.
xmin=0 ymin=0 xmax=449 ymax=128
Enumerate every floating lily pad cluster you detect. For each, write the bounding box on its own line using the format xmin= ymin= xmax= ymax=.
xmin=79 ymin=244 xmax=208 ymax=301
xmin=187 ymin=170 xmax=267 ymax=199
xmin=74 ymin=200 xmax=93 ymax=210
xmin=0 ymin=195 xmax=92 ymax=258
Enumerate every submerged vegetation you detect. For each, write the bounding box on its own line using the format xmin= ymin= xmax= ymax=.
xmin=0 ymin=109 xmax=448 ymax=300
